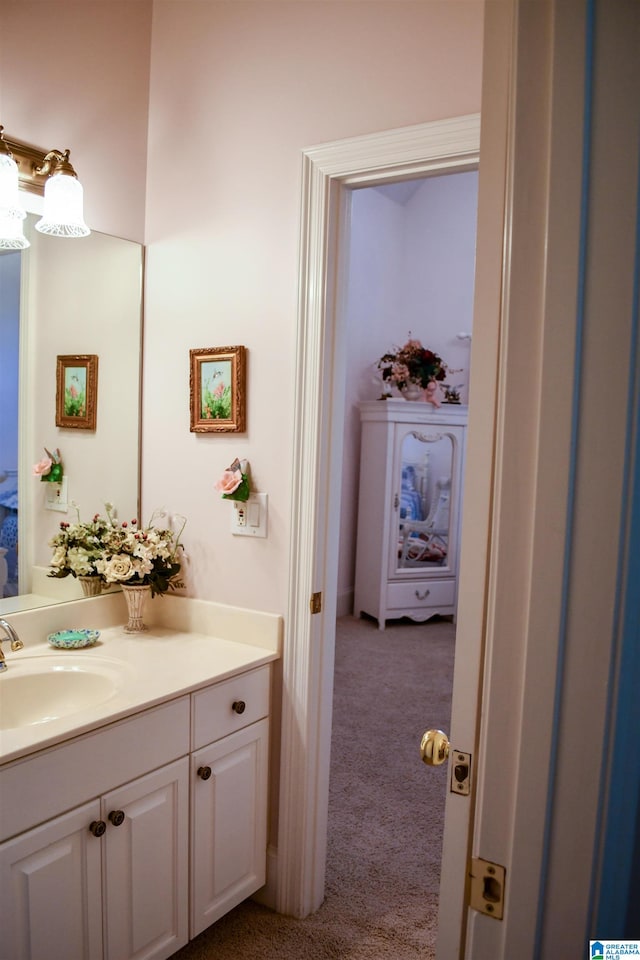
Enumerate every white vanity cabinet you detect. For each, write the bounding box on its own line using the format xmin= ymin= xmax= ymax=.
xmin=0 ymin=663 xmax=272 ymax=960
xmin=102 ymin=759 xmax=189 ymax=960
xmin=353 ymin=400 xmax=467 ymax=629
xmin=190 ymin=668 xmax=270 ymax=937
xmin=0 ymin=758 xmax=189 ymax=960
xmin=0 ymin=800 xmax=104 ymax=960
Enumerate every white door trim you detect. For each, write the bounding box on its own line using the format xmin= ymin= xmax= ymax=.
xmin=277 ymin=114 xmax=481 ymax=920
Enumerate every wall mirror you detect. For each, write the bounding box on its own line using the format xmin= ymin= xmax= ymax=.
xmin=0 ymin=214 xmax=143 ymax=614
xmin=393 ymin=430 xmax=454 ymax=576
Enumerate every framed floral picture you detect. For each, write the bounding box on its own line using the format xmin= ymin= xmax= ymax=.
xmin=189 ymin=345 xmax=246 ymax=433
xmin=55 ymin=354 xmax=99 ymax=430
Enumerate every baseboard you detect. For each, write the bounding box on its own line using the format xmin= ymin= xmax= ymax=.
xmin=336 ymin=589 xmax=353 ymax=619
xmin=251 ymin=844 xmax=278 ymax=911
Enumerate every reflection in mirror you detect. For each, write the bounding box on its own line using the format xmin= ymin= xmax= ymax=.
xmin=0 ymin=214 xmax=143 ymax=615
xmin=396 ymin=431 xmax=453 ymax=573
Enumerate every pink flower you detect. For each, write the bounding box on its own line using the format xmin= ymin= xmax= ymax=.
xmin=215 ymin=469 xmax=242 ymax=495
xmin=70 ymin=385 xmax=78 ymax=399
xmin=33 ymin=457 xmax=53 ymax=477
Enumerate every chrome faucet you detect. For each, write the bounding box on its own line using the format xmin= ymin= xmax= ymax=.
xmin=0 ymin=619 xmax=24 ymax=672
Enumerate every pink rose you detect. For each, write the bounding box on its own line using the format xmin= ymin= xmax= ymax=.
xmin=215 ymin=469 xmax=242 ymax=495
xmin=33 ymin=457 xmax=53 ymax=477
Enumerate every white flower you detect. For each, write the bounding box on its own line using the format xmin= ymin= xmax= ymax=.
xmin=50 ymin=545 xmax=67 ymax=568
xmin=99 ymin=555 xmax=136 ymax=582
xmin=66 ymin=547 xmax=96 ymax=576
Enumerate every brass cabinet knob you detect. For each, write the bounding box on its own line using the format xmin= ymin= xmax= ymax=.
xmin=108 ymin=810 xmax=125 ymax=827
xmin=197 ymin=765 xmax=212 ymax=780
xmin=232 ymin=700 xmax=246 ymax=715
xmin=89 ymin=820 xmax=106 ymax=837
xmin=420 ymin=729 xmax=450 ymax=766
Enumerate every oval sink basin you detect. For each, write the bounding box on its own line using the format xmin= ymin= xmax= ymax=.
xmin=0 ymin=656 xmax=125 ymax=730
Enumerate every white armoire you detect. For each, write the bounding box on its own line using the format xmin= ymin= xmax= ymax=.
xmin=353 ymin=400 xmax=467 ymax=629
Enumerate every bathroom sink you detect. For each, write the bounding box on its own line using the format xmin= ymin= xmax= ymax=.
xmin=0 ymin=656 xmax=126 ymax=730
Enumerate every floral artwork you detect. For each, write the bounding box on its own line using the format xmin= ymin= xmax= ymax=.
xmin=55 ymin=355 xmax=98 ymax=430
xmin=190 ymin=346 xmax=246 ymax=433
xmin=64 ymin=366 xmax=87 ymax=417
xmin=201 ymin=360 xmax=232 ymax=420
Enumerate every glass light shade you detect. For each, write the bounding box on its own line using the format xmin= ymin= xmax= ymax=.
xmin=0 ymin=211 xmax=30 ymax=249
xmin=35 ymin=172 xmax=90 ymax=237
xmin=0 ymin=153 xmax=26 ymax=220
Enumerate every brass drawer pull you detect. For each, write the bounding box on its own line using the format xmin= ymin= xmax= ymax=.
xmin=232 ymin=700 xmax=246 ymax=715
xmin=415 ymin=588 xmax=431 ymax=601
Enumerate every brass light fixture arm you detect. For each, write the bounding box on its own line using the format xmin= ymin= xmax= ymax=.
xmin=0 ymin=125 xmax=77 ymax=196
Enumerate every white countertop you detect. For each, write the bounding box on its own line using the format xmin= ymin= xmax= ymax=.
xmin=0 ymin=595 xmax=281 ymax=765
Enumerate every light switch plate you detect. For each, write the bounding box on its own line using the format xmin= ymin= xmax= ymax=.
xmin=231 ymin=493 xmax=268 ymax=538
xmin=45 ymin=478 xmax=68 ymax=512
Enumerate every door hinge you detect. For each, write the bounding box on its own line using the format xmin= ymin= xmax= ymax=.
xmin=468 ymin=857 xmax=506 ymax=920
xmin=310 ymin=592 xmax=322 ymax=614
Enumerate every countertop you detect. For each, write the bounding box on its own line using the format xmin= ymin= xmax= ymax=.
xmin=0 ymin=597 xmax=281 ymax=765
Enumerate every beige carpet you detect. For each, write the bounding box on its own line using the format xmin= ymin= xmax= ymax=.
xmin=172 ymin=614 xmax=455 ymax=959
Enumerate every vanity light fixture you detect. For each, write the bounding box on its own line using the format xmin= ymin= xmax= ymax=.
xmin=0 ymin=127 xmax=29 ymax=249
xmin=0 ymin=125 xmax=90 ymax=244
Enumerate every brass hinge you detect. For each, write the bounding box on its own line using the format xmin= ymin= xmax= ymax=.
xmin=310 ymin=592 xmax=322 ymax=614
xmin=468 ymin=857 xmax=506 ymax=920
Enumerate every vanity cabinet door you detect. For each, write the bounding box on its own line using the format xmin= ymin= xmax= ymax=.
xmin=0 ymin=800 xmax=103 ymax=960
xmin=190 ymin=718 xmax=269 ymax=938
xmin=102 ymin=758 xmax=189 ymax=960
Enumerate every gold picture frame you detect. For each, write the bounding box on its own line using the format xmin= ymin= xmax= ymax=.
xmin=55 ymin=354 xmax=98 ymax=430
xmin=189 ymin=346 xmax=246 ymax=433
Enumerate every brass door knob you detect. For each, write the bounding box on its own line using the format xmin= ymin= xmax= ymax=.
xmin=420 ymin=729 xmax=450 ymax=766
xmin=197 ymin=765 xmax=212 ymax=780
xmin=232 ymin=700 xmax=246 ymax=715
xmin=108 ymin=810 xmax=125 ymax=827
xmin=89 ymin=820 xmax=106 ymax=837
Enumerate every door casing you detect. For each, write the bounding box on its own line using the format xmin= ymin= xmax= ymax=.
xmin=276 ymin=116 xmax=483 ymax=953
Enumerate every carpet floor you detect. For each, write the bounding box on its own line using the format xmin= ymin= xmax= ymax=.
xmin=171 ymin=614 xmax=455 ymax=959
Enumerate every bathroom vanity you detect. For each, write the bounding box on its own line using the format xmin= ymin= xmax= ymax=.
xmin=0 ymin=595 xmax=281 ymax=960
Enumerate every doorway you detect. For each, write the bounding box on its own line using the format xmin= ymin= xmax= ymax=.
xmin=277 ymin=117 xmax=484 ymax=949
xmin=323 ymin=169 xmax=478 ymax=948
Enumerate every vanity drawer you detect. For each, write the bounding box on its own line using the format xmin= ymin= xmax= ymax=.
xmin=387 ymin=578 xmax=455 ymax=611
xmin=192 ymin=665 xmax=270 ymax=750
xmin=0 ymin=697 xmax=190 ymax=842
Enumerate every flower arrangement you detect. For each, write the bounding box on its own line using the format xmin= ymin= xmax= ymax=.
xmin=33 ymin=447 xmax=63 ymax=483
xmin=48 ymin=503 xmax=186 ymax=597
xmin=376 ymin=335 xmax=449 ymax=392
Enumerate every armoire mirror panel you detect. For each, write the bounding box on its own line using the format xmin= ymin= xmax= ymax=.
xmin=393 ymin=430 xmax=453 ymax=576
xmin=0 ymin=214 xmax=143 ymax=615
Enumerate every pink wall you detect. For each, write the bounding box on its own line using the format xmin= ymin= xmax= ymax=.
xmin=143 ymin=1 xmax=484 ymax=615
xmin=1 ymin=1 xmax=483 ymax=616
xmin=0 ymin=1 xmax=152 ymax=241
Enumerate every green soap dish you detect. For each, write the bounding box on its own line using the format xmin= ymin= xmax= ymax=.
xmin=48 ymin=629 xmax=101 ymax=649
